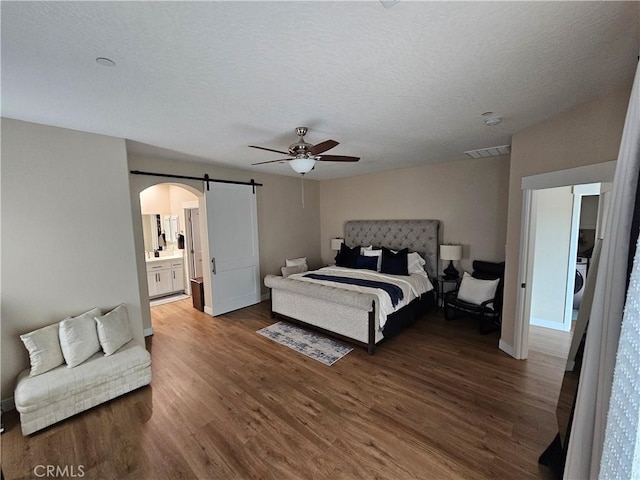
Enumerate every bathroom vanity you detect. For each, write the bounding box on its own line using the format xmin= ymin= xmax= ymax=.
xmin=146 ymin=253 xmax=185 ymax=298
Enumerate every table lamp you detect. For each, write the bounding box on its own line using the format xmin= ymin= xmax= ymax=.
xmin=440 ymin=245 xmax=462 ymax=280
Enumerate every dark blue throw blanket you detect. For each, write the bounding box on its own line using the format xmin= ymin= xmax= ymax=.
xmin=303 ymin=273 xmax=404 ymax=307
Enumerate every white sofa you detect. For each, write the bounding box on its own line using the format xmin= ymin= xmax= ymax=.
xmin=14 ymin=305 xmax=152 ymax=435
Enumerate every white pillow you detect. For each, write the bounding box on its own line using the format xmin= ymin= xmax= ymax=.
xmin=281 ymin=264 xmax=308 ymax=278
xmin=362 ymin=249 xmax=382 ymax=271
xmin=95 ymin=304 xmax=133 ymax=356
xmin=59 ymin=307 xmax=102 ymax=368
xmin=20 ymin=323 xmax=65 ymax=376
xmin=285 ymin=257 xmax=307 ymax=267
xmin=408 ymin=252 xmax=427 ymax=274
xmin=457 ymin=272 xmax=499 ymax=306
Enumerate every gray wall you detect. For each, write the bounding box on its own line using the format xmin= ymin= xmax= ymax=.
xmin=319 ymin=156 xmax=511 ymax=274
xmin=1 ymin=119 xmax=144 ymax=396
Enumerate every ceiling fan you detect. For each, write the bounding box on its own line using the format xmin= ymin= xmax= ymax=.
xmin=249 ymin=127 xmax=360 ymax=174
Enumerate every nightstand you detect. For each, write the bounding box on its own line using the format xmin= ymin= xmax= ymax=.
xmin=437 ymin=275 xmax=460 ymax=309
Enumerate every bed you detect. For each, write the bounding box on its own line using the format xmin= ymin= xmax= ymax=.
xmin=264 ymin=219 xmax=440 ymax=354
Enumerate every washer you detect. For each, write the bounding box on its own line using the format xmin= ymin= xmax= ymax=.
xmin=573 ymin=258 xmax=588 ymax=309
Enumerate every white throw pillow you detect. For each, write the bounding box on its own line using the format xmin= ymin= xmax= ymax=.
xmin=408 ymin=252 xmax=427 ymax=274
xmin=285 ymin=257 xmax=307 ymax=268
xmin=59 ymin=307 xmax=102 ymax=368
xmin=20 ymin=323 xmax=65 ymax=376
xmin=362 ymin=249 xmax=382 ymax=271
xmin=95 ymin=304 xmax=133 ymax=356
xmin=281 ymin=264 xmax=308 ymax=278
xmin=457 ymin=272 xmax=499 ymax=306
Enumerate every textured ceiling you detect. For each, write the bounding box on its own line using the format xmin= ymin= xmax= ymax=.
xmin=2 ymin=2 xmax=638 ymax=180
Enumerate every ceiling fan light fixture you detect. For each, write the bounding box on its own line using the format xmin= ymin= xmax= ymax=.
xmin=250 ymin=127 xmax=359 ymax=171
xmin=289 ymin=156 xmax=316 ymax=174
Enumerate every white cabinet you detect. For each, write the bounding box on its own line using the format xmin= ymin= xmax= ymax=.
xmin=147 ymin=270 xmax=172 ymax=297
xmin=147 ymin=272 xmax=161 ymax=297
xmin=171 ymin=261 xmax=184 ymax=292
xmin=146 ymin=257 xmax=185 ymax=298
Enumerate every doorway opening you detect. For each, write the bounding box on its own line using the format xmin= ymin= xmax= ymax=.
xmin=139 ymin=183 xmax=200 ymax=307
xmin=528 ymin=184 xmax=603 ymax=333
xmin=513 ymin=161 xmax=616 ymax=359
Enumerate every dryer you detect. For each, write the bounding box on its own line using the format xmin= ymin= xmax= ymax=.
xmin=573 ymin=258 xmax=588 ymax=309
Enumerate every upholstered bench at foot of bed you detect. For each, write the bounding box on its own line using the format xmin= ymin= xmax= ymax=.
xmin=14 ymin=340 xmax=151 ymax=435
xmin=264 ymin=274 xmax=381 ymax=353
xmin=264 ymin=274 xmax=377 ymax=311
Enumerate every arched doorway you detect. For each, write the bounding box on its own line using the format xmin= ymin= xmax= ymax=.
xmin=139 ymin=183 xmax=200 ymax=306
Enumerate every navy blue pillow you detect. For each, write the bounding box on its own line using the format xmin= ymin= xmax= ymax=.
xmin=380 ymin=247 xmax=409 ymax=275
xmin=355 ymin=255 xmax=378 ymax=271
xmin=335 ymin=244 xmax=360 ymax=268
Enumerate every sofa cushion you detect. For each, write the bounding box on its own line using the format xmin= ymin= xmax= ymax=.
xmin=95 ymin=304 xmax=133 ymax=356
xmin=15 ymin=340 xmax=151 ymax=413
xmin=20 ymin=323 xmax=65 ymax=377
xmin=59 ymin=307 xmax=101 ymax=368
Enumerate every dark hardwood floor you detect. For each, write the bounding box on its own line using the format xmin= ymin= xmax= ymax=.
xmin=2 ymin=299 xmax=568 ymax=479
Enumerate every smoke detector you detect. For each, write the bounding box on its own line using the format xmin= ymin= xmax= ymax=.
xmin=482 ymin=111 xmax=502 ymax=126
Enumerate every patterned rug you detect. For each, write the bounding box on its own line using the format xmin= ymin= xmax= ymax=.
xmin=257 ymin=321 xmax=353 ymax=366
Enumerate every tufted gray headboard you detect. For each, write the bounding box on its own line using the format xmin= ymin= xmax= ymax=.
xmin=344 ymin=220 xmax=441 ymax=280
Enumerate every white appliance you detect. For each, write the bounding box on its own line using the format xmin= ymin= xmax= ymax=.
xmin=573 ymin=257 xmax=588 ymax=309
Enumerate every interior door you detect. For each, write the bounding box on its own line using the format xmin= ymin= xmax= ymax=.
xmin=205 ymin=182 xmax=260 ymax=315
xmin=186 ymin=208 xmax=203 ymax=279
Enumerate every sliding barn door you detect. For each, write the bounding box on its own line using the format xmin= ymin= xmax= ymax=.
xmin=205 ymin=182 xmax=260 ymax=315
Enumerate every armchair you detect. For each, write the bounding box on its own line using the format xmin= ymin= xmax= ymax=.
xmin=443 ymin=260 xmax=505 ymax=334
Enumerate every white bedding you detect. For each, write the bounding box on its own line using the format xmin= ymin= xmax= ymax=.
xmin=289 ymin=266 xmax=434 ymax=328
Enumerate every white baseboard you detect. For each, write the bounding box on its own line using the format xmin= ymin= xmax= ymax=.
xmin=143 ymin=327 xmax=154 ymax=337
xmin=204 ymin=306 xmax=213 ymax=316
xmin=2 ymin=397 xmax=15 ymax=412
xmin=499 ymin=339 xmax=516 ymax=358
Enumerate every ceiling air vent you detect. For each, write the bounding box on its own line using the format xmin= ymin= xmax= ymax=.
xmin=464 ymin=144 xmax=511 ymax=159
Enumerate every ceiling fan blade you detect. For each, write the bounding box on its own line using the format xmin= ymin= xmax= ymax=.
xmin=309 ymin=139 xmax=339 ymax=155
xmin=249 ymin=145 xmax=290 ymax=155
xmin=316 ymin=155 xmax=360 ymax=162
xmin=251 ymin=158 xmax=290 ymax=165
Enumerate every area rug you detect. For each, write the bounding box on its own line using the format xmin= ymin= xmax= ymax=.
xmin=257 ymin=321 xmax=353 ymax=366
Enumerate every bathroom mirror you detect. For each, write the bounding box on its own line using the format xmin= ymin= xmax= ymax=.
xmin=164 ymin=215 xmax=179 ymax=246
xmin=142 ymin=214 xmax=180 ymax=252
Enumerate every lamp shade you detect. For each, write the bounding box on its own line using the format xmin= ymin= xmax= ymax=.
xmin=330 ymin=238 xmax=344 ymax=251
xmin=440 ymin=245 xmax=462 ymax=261
xmin=289 ymin=156 xmax=316 ymax=174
